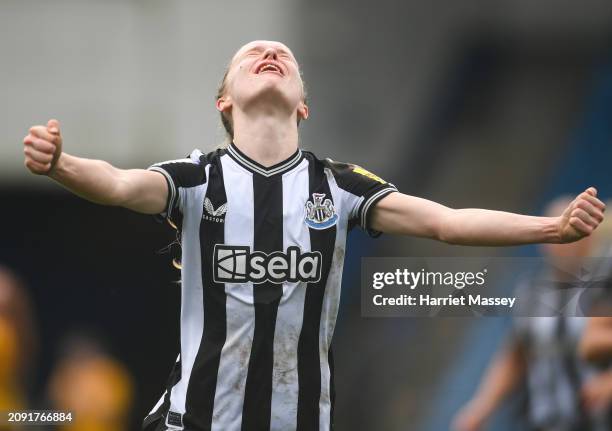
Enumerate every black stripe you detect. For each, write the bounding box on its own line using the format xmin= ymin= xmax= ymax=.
xmin=183 ymin=158 xmax=228 ymax=430
xmin=241 ymin=174 xmax=284 ymax=431
xmin=142 ymin=356 xmax=182 ymax=430
xmin=297 ymin=158 xmax=337 ymax=431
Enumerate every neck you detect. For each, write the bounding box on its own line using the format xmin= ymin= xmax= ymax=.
xmin=231 ymin=109 xmax=299 ymax=167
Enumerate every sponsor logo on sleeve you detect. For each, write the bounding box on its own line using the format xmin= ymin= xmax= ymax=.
xmin=352 ymin=166 xmax=386 ymax=184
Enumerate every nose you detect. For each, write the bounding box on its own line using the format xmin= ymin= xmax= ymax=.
xmin=262 ymin=47 xmax=278 ymax=60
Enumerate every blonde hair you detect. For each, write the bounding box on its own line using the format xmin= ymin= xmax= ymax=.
xmin=216 ymin=67 xmax=233 ymax=148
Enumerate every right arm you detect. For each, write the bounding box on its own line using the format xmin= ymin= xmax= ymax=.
xmin=23 ymin=119 xmax=168 ymax=214
xmin=452 ymin=339 xmax=527 ymax=431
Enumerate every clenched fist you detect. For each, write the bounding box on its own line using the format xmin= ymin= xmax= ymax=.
xmin=558 ymin=187 xmax=606 ymax=243
xmin=23 ymin=119 xmax=63 ymax=175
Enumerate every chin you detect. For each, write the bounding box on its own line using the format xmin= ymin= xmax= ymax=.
xmin=242 ymin=81 xmax=299 ymax=111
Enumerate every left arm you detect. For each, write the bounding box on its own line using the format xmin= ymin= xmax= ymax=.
xmin=370 ymin=187 xmax=605 ymax=246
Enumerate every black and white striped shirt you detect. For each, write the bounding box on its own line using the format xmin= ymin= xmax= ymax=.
xmin=143 ymin=143 xmax=397 ymax=431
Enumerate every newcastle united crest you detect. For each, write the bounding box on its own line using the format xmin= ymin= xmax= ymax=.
xmin=305 ymin=193 xmax=338 ymax=230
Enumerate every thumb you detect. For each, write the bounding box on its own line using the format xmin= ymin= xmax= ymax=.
xmin=47 ymin=119 xmax=60 ymax=135
xmin=586 ymin=187 xmax=597 ymax=197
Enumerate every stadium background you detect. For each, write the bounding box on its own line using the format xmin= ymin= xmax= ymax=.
xmin=1 ymin=0 xmax=612 ymax=429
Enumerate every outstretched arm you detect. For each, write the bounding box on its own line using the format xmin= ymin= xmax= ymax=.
xmin=23 ymin=119 xmax=167 ymax=214
xmin=370 ymin=188 xmax=605 ymax=245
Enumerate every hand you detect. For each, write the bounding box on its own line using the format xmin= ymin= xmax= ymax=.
xmin=23 ymin=119 xmax=63 ymax=175
xmin=582 ymin=372 xmax=612 ymax=413
xmin=557 ymin=187 xmax=605 ymax=243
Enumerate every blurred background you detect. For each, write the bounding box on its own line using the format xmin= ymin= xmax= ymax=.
xmin=1 ymin=0 xmax=612 ymax=430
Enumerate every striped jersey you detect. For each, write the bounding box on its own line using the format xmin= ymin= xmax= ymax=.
xmin=143 ymin=143 xmax=397 ymax=431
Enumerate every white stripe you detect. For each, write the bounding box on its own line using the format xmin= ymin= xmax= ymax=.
xmin=211 ymin=154 xmax=256 ymax=431
xmin=167 ymin=166 xmax=210 ymax=417
xmin=318 ymin=170 xmax=350 ymax=430
xmin=269 ymin=160 xmax=310 ymax=430
xmin=348 ymin=195 xmax=365 ymax=221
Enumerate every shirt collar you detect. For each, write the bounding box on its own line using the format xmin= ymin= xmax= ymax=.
xmin=227 ymin=142 xmax=303 ymax=177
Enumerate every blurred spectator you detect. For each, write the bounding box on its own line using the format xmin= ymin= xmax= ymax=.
xmin=578 ymin=226 xmax=612 ymax=423
xmin=47 ymin=334 xmax=134 ymax=431
xmin=453 ymin=196 xmax=610 ymax=431
xmin=0 ymin=266 xmax=38 ymax=413
xmin=581 ymin=317 xmax=612 ymax=366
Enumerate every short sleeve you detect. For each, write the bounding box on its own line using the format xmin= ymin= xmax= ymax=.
xmin=323 ymin=159 xmax=397 ymax=237
xmin=147 ymin=149 xmax=207 ymax=222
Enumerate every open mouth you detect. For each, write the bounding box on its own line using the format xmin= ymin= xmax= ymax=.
xmin=255 ymin=62 xmax=284 ymax=76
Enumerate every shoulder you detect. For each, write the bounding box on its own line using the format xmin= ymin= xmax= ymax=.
xmin=150 ymin=147 xmax=228 ymax=188
xmin=301 ymin=150 xmax=350 ymax=169
xmin=301 ymin=150 xmax=362 ymax=180
xmin=195 ymin=146 xmax=229 ymax=166
xmin=304 ymin=151 xmax=393 ymax=193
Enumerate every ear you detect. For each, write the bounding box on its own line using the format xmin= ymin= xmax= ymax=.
xmin=216 ymin=96 xmax=232 ymax=113
xmin=298 ymin=102 xmax=309 ymax=121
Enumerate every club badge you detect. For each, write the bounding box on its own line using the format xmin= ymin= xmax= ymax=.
xmin=305 ymin=193 xmax=338 ymax=230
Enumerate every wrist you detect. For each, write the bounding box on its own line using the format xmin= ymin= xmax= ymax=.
xmin=543 ymin=216 xmax=563 ymax=244
xmin=48 ymin=152 xmax=67 ymax=180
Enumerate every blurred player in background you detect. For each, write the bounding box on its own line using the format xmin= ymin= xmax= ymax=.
xmin=47 ymin=333 xmax=134 ymax=431
xmin=22 ymin=40 xmax=605 ymax=431
xmin=580 ymin=316 xmax=612 ymax=422
xmin=579 ymin=215 xmax=612 ymax=424
xmin=453 ymin=197 xmax=612 ymax=431
xmin=0 ymin=267 xmax=37 ymax=420
xmin=581 ymin=314 xmax=612 ymax=368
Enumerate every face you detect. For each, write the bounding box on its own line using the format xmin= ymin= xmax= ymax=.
xmin=217 ymin=40 xmax=308 ymax=122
